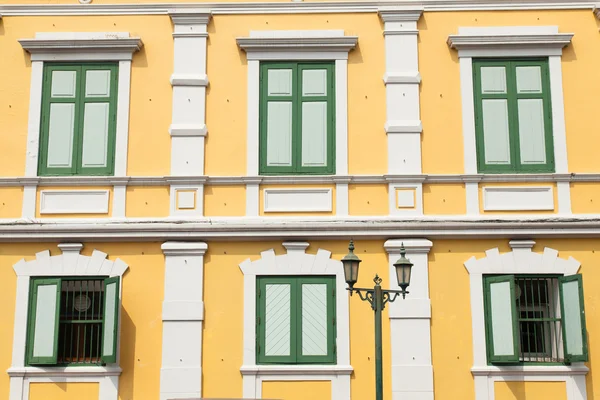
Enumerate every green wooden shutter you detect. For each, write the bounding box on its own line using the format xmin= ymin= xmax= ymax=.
xmin=259 ymin=62 xmax=335 ymax=175
xmin=257 ymin=277 xmax=296 ymax=364
xmin=473 ymin=59 xmax=554 ymax=174
xmin=559 ymin=274 xmax=588 ymax=362
xmin=297 ymin=276 xmax=336 ymax=363
xmin=39 ymin=65 xmax=82 ymax=176
xmin=27 ymin=278 xmax=62 ymax=365
xmin=78 ymin=64 xmax=118 ymax=175
xmin=101 ymin=276 xmax=120 ymax=364
xmin=39 ymin=63 xmax=118 ymax=177
xmin=484 ymin=275 xmax=520 ymax=363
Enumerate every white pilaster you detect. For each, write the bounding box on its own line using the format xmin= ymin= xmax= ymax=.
xmin=334 ymin=178 xmax=350 ymax=216
xmin=160 ymin=241 xmax=208 ymax=400
xmin=385 ymin=238 xmax=434 ymax=400
xmin=379 ymin=9 xmax=424 ymax=216
xmin=21 ymin=184 xmax=37 ymax=219
xmin=169 ymin=10 xmax=211 ymax=217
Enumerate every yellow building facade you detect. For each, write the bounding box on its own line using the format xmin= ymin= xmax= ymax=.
xmin=1 ymin=1 xmax=600 ymax=400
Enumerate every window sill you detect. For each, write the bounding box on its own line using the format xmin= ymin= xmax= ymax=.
xmin=7 ymin=365 xmax=122 ymax=378
xmin=471 ymin=364 xmax=588 ymax=377
xmin=240 ymin=364 xmax=353 ymax=376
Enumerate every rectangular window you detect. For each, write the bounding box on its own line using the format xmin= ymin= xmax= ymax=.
xmin=39 ymin=63 xmax=118 ymax=176
xmin=473 ymin=59 xmax=554 ymax=173
xmin=256 ymin=276 xmax=336 ymax=364
xmin=26 ymin=276 xmax=120 ymax=365
xmin=259 ymin=62 xmax=335 ymax=175
xmin=483 ymin=274 xmax=588 ymax=364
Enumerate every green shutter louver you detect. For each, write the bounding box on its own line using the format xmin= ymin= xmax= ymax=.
xmin=101 ymin=276 xmax=120 ymax=364
xmin=27 ymin=278 xmax=62 ymax=365
xmin=484 ymin=275 xmax=520 ymax=363
xmin=559 ymin=275 xmax=588 ymax=362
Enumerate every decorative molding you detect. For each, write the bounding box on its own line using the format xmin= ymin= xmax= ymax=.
xmin=263 ymin=188 xmax=333 ymax=213
xmin=10 ymin=244 xmax=128 ymax=400
xmin=383 ymin=72 xmax=421 ymax=84
xmin=238 ymin=243 xmax=351 ymax=400
xmin=2 ymin=172 xmax=600 ymax=188
xmin=169 ymin=9 xmax=212 ymax=24
xmin=160 ymin=241 xmax=208 ymax=400
xmin=378 ymin=7 xmax=423 ymax=22
xmin=170 ymin=73 xmax=209 ymax=87
xmin=448 ymin=26 xmax=573 ymax=57
xmin=170 ymin=185 xmax=204 ymax=217
xmin=40 ymin=190 xmax=110 ymax=214
xmin=168 ymin=124 xmax=208 ymax=137
xmin=19 ymin=32 xmax=143 ymax=61
xmin=237 ymin=36 xmax=358 ymax=53
xmin=464 ymin=244 xmax=585 ymax=400
xmin=482 ymin=186 xmax=554 ymax=211
xmin=384 ymin=121 xmax=423 ymax=134
xmin=0 ymin=1 xmax=593 ymax=16
xmin=389 ymin=183 xmax=423 ymax=215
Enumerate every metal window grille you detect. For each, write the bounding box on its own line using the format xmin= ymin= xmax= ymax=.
xmin=57 ymin=279 xmax=104 ymax=364
xmin=515 ymin=276 xmax=563 ymax=363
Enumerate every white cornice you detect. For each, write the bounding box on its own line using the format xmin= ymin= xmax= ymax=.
xmin=378 ymin=7 xmax=423 ymax=22
xmin=4 ymin=217 xmax=600 ymax=241
xmin=161 ymin=241 xmax=208 ymax=255
xmin=236 ymin=36 xmax=358 ymax=53
xmin=0 ymin=1 xmax=594 ymax=16
xmin=168 ymin=9 xmax=211 ymax=25
xmin=1 ymin=172 xmax=599 ymax=187
xmin=19 ymin=37 xmax=143 ymax=53
xmin=447 ymin=33 xmax=573 ymax=50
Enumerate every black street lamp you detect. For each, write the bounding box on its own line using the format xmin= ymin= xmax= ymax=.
xmin=341 ymin=240 xmax=413 ymax=400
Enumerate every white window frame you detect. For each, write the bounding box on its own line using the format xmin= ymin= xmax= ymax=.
xmin=18 ymin=33 xmax=142 ymax=220
xmin=464 ymin=240 xmax=587 ymax=400
xmin=447 ymin=26 xmax=574 ymax=215
xmin=8 ymin=243 xmax=129 ymax=400
xmin=238 ymin=242 xmax=352 ymax=400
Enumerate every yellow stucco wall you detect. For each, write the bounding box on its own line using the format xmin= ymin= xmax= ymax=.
xmin=29 ymin=383 xmax=99 ymax=400
xmin=0 ymin=242 xmax=164 ymax=400
xmin=204 ymin=185 xmax=246 ymax=217
xmin=0 ymin=188 xmax=24 ymax=218
xmin=262 ymin=381 xmax=331 ymax=400
xmin=494 ymin=381 xmax=567 ymax=400
xmin=423 ymin=183 xmax=466 ymax=215
xmin=348 ymin=184 xmax=389 ymax=216
xmin=0 ymin=15 xmax=173 ymax=178
xmin=419 ymin=10 xmax=600 ymax=174
xmin=125 ymin=186 xmax=170 ymax=218
xmin=205 ymin=13 xmax=387 ymax=176
xmin=570 ymin=182 xmax=600 ymax=214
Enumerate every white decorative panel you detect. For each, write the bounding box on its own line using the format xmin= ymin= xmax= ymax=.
xmin=47 ymin=103 xmax=75 ymax=168
xmin=396 ymin=189 xmax=416 ymax=208
xmin=32 ymin=283 xmax=58 ymax=358
xmin=177 ymin=190 xmax=196 ymax=210
xmin=302 ymin=69 xmax=327 ymax=96
xmin=483 ymin=186 xmax=554 ymax=211
xmin=480 ymin=66 xmax=506 ymax=94
xmin=268 ymin=69 xmax=292 ymax=96
xmin=81 ymin=103 xmax=110 ymax=168
xmin=482 ymin=99 xmax=511 ymax=165
xmin=516 ymin=66 xmax=542 ymax=93
xmin=265 ymin=283 xmax=291 ymax=356
xmin=40 ymin=190 xmax=110 ymax=214
xmin=301 ymin=283 xmax=328 ymax=356
xmin=264 ymin=188 xmax=332 ymax=213
xmin=86 ymin=70 xmax=112 ymax=97
xmin=267 ymin=102 xmax=293 ymax=167
xmin=301 ymin=102 xmax=327 ymax=167
xmin=518 ymin=99 xmax=547 ymax=164
xmin=489 ymin=280 xmax=516 ymax=356
xmin=51 ymin=70 xmax=77 ymax=98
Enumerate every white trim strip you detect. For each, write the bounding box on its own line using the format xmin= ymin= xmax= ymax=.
xmin=39 ymin=190 xmax=110 ymax=214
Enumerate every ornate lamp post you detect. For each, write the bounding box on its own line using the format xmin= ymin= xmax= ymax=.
xmin=341 ymin=240 xmax=413 ymax=400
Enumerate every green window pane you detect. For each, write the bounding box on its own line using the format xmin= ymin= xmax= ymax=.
xmin=265 ymin=283 xmax=292 ymax=357
xmin=301 ymin=102 xmax=328 ymax=167
xmin=32 ymin=283 xmax=59 ymax=358
xmin=51 ymin=70 xmax=77 ymax=98
xmin=266 ymin=102 xmax=293 ymax=167
xmin=482 ymin=99 xmax=511 ymax=165
xmin=81 ymin=103 xmax=110 ymax=168
xmin=47 ymin=103 xmax=76 ymax=169
xmin=518 ymin=99 xmax=547 ymax=164
xmin=516 ymin=66 xmax=542 ymax=94
xmin=85 ymin=70 xmax=112 ymax=97
xmin=480 ymin=66 xmax=507 ymax=94
xmin=301 ymin=283 xmax=328 ymax=356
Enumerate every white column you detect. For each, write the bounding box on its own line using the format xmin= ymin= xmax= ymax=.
xmin=169 ymin=10 xmax=211 ymax=217
xmin=379 ymin=9 xmax=424 ymax=216
xmin=385 ymin=239 xmax=434 ymax=400
xmin=160 ymin=242 xmax=208 ymax=400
